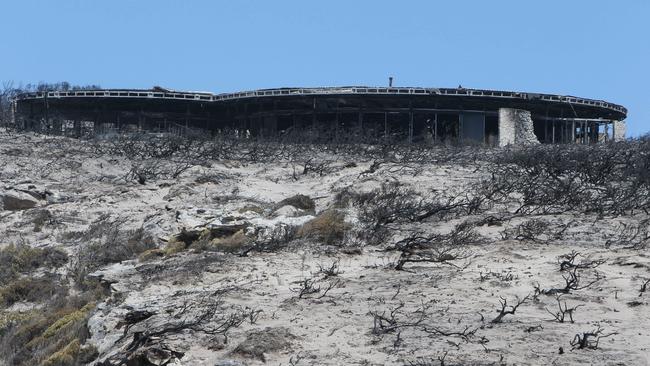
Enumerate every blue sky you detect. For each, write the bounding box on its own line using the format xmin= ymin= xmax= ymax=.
xmin=3 ymin=0 xmax=649 ymax=136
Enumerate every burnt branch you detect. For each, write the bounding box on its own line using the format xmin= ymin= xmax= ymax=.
xmin=301 ymin=158 xmax=336 ymax=177
xmin=544 ymin=294 xmax=583 ymax=323
xmin=316 ymin=259 xmax=343 ymax=278
xmin=290 ymin=276 xmax=340 ymax=299
xmin=558 ymin=250 xmax=581 ymax=271
xmin=317 ymin=278 xmax=341 ymax=299
xmin=103 ymin=295 xmax=252 ymax=366
xmin=570 ymin=325 xmax=618 ymax=350
xmin=539 ymin=268 xmax=603 ymax=295
xmin=354 ymin=183 xmax=478 ymax=231
xmin=640 ymin=278 xmax=650 ymax=296
xmin=490 ymin=293 xmax=531 ymax=324
xmin=290 ymin=278 xmax=320 ymax=299
xmin=387 ymin=223 xmax=478 ymax=271
xmin=369 ymin=302 xmax=427 ymax=336
xmin=558 ymin=251 xmax=606 ymax=272
xmin=606 ymin=220 xmax=650 ymax=250
xmin=422 ymin=325 xmax=478 ymax=342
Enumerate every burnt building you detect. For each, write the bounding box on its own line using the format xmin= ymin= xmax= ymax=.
xmin=13 ymin=86 xmax=627 ymax=145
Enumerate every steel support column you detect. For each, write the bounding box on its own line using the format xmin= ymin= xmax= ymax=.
xmin=408 ymin=101 xmax=414 ymax=144
xmin=434 ymin=113 xmax=438 ymax=144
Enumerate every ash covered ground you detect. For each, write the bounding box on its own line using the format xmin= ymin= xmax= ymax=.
xmin=0 ymin=130 xmax=649 ymax=366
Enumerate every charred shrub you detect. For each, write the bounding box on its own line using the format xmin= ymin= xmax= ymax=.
xmin=351 ymin=183 xmax=470 ymax=230
xmin=276 ymin=194 xmax=316 ymax=212
xmin=0 ymin=294 xmax=99 ymax=366
xmin=605 ymin=219 xmax=650 ymax=249
xmin=485 ymin=141 xmax=650 ymax=216
xmin=31 ymin=209 xmax=55 ymax=232
xmin=65 ymin=216 xmax=155 ymax=287
xmin=0 ymin=275 xmax=64 ymax=307
xmin=125 ymin=160 xmax=194 ymax=184
xmin=500 ymin=218 xmax=572 ymax=243
xmin=388 ymin=222 xmax=481 ymax=270
xmin=0 ymin=244 xmax=68 ymax=283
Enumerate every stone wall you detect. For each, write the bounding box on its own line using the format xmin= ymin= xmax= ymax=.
xmin=498 ymin=108 xmax=540 ymax=146
xmin=613 ymin=120 xmax=626 ymax=141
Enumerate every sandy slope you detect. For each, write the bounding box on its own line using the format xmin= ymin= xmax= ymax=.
xmin=0 ymin=132 xmax=648 ymax=366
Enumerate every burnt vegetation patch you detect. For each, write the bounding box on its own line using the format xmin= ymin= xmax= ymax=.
xmin=0 ymin=244 xmax=68 ymax=283
xmin=63 ymin=216 xmax=157 ymax=288
xmin=1 ymin=123 xmax=649 ymax=365
xmin=0 ymin=238 xmax=110 ymax=365
xmin=482 ymin=140 xmax=650 ymax=216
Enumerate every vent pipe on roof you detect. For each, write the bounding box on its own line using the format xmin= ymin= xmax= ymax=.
xmin=389 ymin=77 xmax=393 ymax=87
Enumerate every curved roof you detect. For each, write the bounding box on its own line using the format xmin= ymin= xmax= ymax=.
xmin=16 ymin=86 xmax=627 ymax=120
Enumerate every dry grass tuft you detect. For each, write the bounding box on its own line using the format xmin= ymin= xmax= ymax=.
xmin=162 ymin=240 xmax=187 ymax=256
xmin=41 ymin=339 xmax=80 ymax=366
xmin=296 ymin=209 xmax=350 ymax=245
xmin=159 ymin=225 xmax=251 ymax=256
xmin=41 ymin=303 xmax=95 ymax=339
xmin=209 ymin=230 xmax=252 ymax=253
xmin=138 ymin=248 xmax=167 ymax=262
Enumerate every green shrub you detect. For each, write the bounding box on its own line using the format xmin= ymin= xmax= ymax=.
xmin=1 ymin=295 xmax=99 ymax=366
xmin=0 ymin=300 xmax=93 ymax=366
